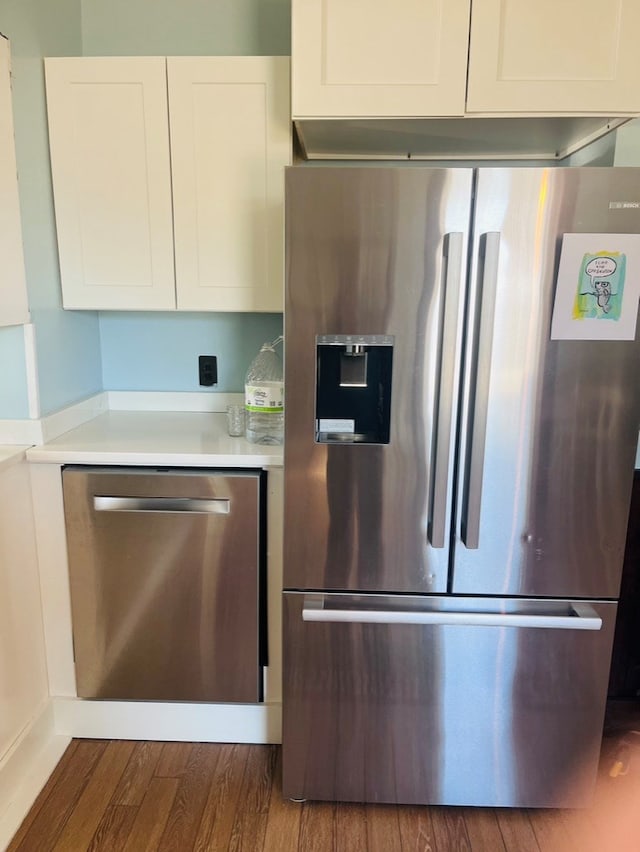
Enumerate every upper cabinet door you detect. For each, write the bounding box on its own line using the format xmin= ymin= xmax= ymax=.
xmin=168 ymin=57 xmax=291 ymax=312
xmin=45 ymin=58 xmax=175 ymax=310
xmin=292 ymin=0 xmax=471 ymax=118
xmin=0 ymin=38 xmax=29 ymax=326
xmin=467 ymin=0 xmax=640 ymax=113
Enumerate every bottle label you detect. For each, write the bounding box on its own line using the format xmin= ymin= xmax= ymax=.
xmin=245 ymin=383 xmax=283 ymax=412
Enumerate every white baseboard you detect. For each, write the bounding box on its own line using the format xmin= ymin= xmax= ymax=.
xmin=0 ymin=392 xmax=108 ymax=446
xmin=0 ymin=391 xmax=246 ymax=445
xmin=53 ymin=698 xmax=282 ymax=745
xmin=40 ymin=393 xmax=109 ymax=443
xmin=0 ymin=418 xmax=43 ymax=446
xmin=0 ymin=701 xmax=71 ymax=852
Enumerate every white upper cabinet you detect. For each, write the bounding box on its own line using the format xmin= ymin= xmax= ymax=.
xmin=467 ymin=0 xmax=640 ymax=114
xmin=292 ymin=0 xmax=471 ymax=117
xmin=45 ymin=56 xmax=291 ymax=312
xmin=168 ymin=57 xmax=290 ymax=312
xmin=0 ymin=37 xmax=30 ymax=326
xmin=292 ymin=0 xmax=640 ymax=119
xmin=45 ymin=58 xmax=175 ymax=310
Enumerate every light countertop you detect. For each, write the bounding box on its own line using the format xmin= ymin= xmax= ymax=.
xmin=26 ymin=411 xmax=283 ymax=468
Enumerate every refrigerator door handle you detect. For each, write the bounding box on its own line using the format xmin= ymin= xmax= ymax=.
xmin=461 ymin=231 xmax=501 ymax=550
xmin=302 ymin=597 xmax=602 ymax=631
xmin=429 ymin=232 xmax=464 ymax=549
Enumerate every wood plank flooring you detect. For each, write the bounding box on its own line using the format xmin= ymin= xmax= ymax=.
xmin=7 ymin=737 xmax=640 ymax=851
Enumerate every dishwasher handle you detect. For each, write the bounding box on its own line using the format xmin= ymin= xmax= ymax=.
xmin=93 ymin=496 xmax=231 ymax=514
xmin=302 ymin=597 xmax=602 ymax=631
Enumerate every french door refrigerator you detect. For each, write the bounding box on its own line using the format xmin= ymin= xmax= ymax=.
xmin=282 ymin=166 xmax=640 ymax=808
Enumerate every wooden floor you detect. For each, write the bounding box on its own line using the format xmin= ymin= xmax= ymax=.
xmin=7 ymin=735 xmax=640 ymax=852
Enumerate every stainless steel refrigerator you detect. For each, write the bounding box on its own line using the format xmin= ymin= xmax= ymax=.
xmin=282 ymin=166 xmax=640 ymax=808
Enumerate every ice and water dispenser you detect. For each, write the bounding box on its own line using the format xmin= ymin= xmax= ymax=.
xmin=315 ymin=334 xmax=394 ymax=444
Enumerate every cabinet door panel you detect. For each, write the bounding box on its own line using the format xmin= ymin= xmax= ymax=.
xmin=168 ymin=57 xmax=290 ymax=312
xmin=0 ymin=460 xmax=48 ymax=760
xmin=292 ymin=0 xmax=470 ymax=118
xmin=45 ymin=58 xmax=175 ymax=310
xmin=467 ymin=0 xmax=640 ymax=113
xmin=0 ymin=38 xmax=29 ymax=326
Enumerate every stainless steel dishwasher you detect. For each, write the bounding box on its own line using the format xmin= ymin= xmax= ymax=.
xmin=62 ymin=466 xmax=266 ymax=703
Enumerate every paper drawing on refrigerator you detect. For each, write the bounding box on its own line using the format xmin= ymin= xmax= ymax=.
xmin=550 ymin=233 xmax=640 ymax=340
xmin=573 ymin=252 xmax=624 ymax=320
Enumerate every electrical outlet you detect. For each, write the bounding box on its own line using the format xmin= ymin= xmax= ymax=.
xmin=198 ymin=355 xmax=218 ymax=387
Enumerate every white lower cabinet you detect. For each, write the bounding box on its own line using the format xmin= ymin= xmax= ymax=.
xmin=44 ymin=56 xmax=291 ymax=312
xmin=0 ymin=457 xmax=48 ymax=762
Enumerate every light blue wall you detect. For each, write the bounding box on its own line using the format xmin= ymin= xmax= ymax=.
xmin=0 ymin=326 xmax=29 ymax=418
xmin=80 ymin=0 xmax=290 ymax=394
xmin=100 ymin=313 xmax=283 ymax=391
xmin=614 ymin=120 xmax=640 ymax=166
xmin=564 ymin=132 xmax=616 ymax=167
xmin=1 ymin=0 xmax=290 ymax=419
xmin=81 ymin=0 xmax=290 ymax=56
xmin=1 ymin=0 xmax=103 ymax=417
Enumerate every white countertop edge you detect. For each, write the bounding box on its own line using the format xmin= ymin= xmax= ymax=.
xmin=26 ymin=448 xmax=283 ymax=468
xmin=0 ymin=392 xmax=108 ymax=446
xmin=24 ymin=411 xmax=284 ymax=468
xmin=0 ymin=445 xmax=29 ymax=472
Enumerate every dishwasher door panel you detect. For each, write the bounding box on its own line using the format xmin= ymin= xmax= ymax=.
xmin=63 ymin=467 xmax=264 ymax=702
xmin=282 ymin=592 xmax=616 ymax=807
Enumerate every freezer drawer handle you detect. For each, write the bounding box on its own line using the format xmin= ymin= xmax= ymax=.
xmin=302 ymin=599 xmax=602 ymax=631
xmin=93 ymin=496 xmax=231 ymax=514
xmin=429 ymin=232 xmax=464 ymax=549
xmin=461 ymin=231 xmax=500 ymax=550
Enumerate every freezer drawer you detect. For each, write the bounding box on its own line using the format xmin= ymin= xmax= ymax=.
xmin=63 ymin=466 xmax=265 ymax=702
xmin=283 ymin=592 xmax=616 ymax=807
